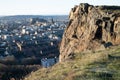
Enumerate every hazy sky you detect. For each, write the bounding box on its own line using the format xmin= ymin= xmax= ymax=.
xmin=0 ymin=0 xmax=120 ymax=15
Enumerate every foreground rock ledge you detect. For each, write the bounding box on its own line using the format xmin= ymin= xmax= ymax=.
xmin=60 ymin=3 xmax=120 ymax=62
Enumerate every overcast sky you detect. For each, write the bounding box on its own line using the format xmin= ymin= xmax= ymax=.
xmin=0 ymin=0 xmax=120 ymax=15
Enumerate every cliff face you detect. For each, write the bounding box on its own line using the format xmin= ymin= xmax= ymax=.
xmin=60 ymin=3 xmax=120 ymax=62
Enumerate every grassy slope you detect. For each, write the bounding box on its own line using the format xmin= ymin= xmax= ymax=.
xmin=24 ymin=45 xmax=120 ymax=80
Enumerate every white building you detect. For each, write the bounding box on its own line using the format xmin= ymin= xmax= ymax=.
xmin=21 ymin=29 xmax=26 ymax=34
xmin=41 ymin=58 xmax=56 ymax=68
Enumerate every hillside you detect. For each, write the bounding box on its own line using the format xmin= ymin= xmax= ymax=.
xmin=24 ymin=3 xmax=120 ymax=80
xmin=24 ymin=45 xmax=120 ymax=80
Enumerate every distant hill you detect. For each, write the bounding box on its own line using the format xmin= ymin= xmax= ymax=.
xmin=0 ymin=15 xmax=68 ymax=21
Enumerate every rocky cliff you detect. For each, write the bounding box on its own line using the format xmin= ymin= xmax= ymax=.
xmin=60 ymin=3 xmax=120 ymax=62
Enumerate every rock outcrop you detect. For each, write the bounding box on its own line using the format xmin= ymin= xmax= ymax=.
xmin=60 ymin=3 xmax=120 ymax=62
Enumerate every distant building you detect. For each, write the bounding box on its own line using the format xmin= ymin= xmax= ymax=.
xmin=21 ymin=29 xmax=26 ymax=34
xmin=41 ymin=58 xmax=58 ymax=68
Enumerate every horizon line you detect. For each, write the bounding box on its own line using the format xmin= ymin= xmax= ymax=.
xmin=0 ymin=14 xmax=69 ymax=17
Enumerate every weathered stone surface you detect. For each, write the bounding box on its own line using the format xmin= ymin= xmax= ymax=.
xmin=60 ymin=3 xmax=120 ymax=62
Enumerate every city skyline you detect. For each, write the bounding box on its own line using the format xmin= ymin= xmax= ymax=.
xmin=0 ymin=0 xmax=120 ymax=16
